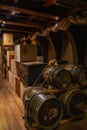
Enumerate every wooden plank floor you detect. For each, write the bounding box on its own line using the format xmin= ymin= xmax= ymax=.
xmin=0 ymin=78 xmax=26 ymax=130
xmin=0 ymin=78 xmax=87 ymax=130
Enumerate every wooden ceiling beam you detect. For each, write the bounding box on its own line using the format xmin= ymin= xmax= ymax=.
xmin=7 ymin=21 xmax=42 ymax=28
xmin=2 ymin=28 xmax=32 ymax=33
xmin=0 ymin=10 xmax=50 ymax=22
xmin=0 ymin=4 xmax=59 ymax=21
xmin=0 ymin=20 xmax=42 ymax=28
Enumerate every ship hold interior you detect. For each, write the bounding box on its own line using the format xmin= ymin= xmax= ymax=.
xmin=0 ymin=0 xmax=87 ymax=130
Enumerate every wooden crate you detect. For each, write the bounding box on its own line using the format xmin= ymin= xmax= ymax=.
xmin=15 ymin=77 xmax=21 ymax=97
xmin=19 ymin=62 xmax=46 ymax=86
xmin=15 ymin=44 xmax=37 ymax=62
xmin=8 ymin=71 xmax=16 ymax=91
xmin=7 ymin=50 xmax=14 ymax=70
xmin=10 ymin=59 xmax=17 ymax=75
xmin=15 ymin=62 xmax=21 ymax=77
xmin=36 ymin=56 xmax=44 ymax=62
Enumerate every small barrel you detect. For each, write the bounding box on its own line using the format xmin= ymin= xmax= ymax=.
xmin=60 ymin=88 xmax=87 ymax=117
xmin=64 ymin=65 xmax=87 ymax=86
xmin=43 ymin=65 xmax=72 ymax=89
xmin=23 ymin=86 xmax=63 ymax=130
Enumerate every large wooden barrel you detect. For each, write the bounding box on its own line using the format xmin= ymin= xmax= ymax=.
xmin=80 ymin=86 xmax=87 ymax=98
xmin=64 ymin=65 xmax=87 ymax=86
xmin=43 ymin=65 xmax=72 ymax=89
xmin=23 ymin=87 xmax=63 ymax=130
xmin=60 ymin=88 xmax=87 ymax=117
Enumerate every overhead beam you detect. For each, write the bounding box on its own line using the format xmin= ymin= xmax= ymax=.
xmin=0 ymin=20 xmax=42 ymax=28
xmin=0 ymin=4 xmax=59 ymax=21
xmin=7 ymin=21 xmax=42 ymax=28
xmin=0 ymin=11 xmax=50 ymax=22
xmin=2 ymin=28 xmax=32 ymax=33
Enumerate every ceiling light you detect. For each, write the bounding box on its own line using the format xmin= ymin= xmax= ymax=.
xmin=1 ymin=21 xmax=6 ymax=27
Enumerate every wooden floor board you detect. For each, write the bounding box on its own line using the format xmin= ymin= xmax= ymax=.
xmin=0 ymin=78 xmax=26 ymax=130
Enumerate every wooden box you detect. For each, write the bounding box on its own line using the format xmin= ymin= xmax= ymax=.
xmin=15 ymin=77 xmax=20 ymax=97
xmin=19 ymin=62 xmax=46 ymax=86
xmin=8 ymin=71 xmax=16 ymax=91
xmin=15 ymin=62 xmax=21 ymax=77
xmin=11 ymin=59 xmax=17 ymax=75
xmin=15 ymin=44 xmax=37 ymax=62
xmin=7 ymin=50 xmax=14 ymax=69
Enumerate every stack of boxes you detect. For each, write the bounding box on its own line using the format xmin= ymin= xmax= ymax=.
xmin=7 ymin=50 xmax=16 ymax=92
xmin=8 ymin=44 xmax=43 ymax=99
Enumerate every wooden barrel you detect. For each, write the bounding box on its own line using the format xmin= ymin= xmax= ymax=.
xmin=60 ymin=88 xmax=87 ymax=117
xmin=43 ymin=65 xmax=72 ymax=89
xmin=80 ymin=86 xmax=87 ymax=97
xmin=64 ymin=65 xmax=87 ymax=86
xmin=23 ymin=86 xmax=63 ymax=130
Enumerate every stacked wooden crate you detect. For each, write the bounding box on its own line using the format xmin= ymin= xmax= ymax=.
xmin=15 ymin=44 xmax=37 ymax=62
xmin=19 ymin=61 xmax=46 ymax=86
xmin=10 ymin=59 xmax=17 ymax=75
xmin=8 ymin=70 xmax=26 ymax=99
xmin=7 ymin=50 xmax=14 ymax=70
xmin=9 ymin=44 xmax=37 ymax=98
xmin=8 ymin=44 xmax=45 ymax=99
xmin=8 ymin=71 xmax=16 ymax=92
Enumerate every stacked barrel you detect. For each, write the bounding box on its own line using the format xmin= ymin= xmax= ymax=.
xmin=43 ymin=65 xmax=87 ymax=117
xmin=43 ymin=65 xmax=72 ymax=89
xmin=23 ymin=64 xmax=87 ymax=130
xmin=23 ymin=87 xmax=63 ymax=130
